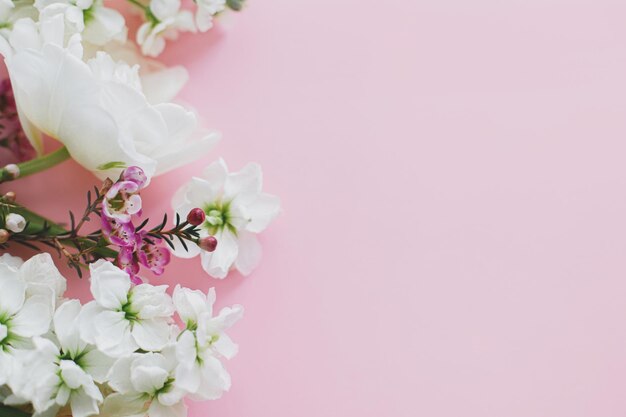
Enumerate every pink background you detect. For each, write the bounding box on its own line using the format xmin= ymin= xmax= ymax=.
xmin=6 ymin=0 xmax=626 ymax=416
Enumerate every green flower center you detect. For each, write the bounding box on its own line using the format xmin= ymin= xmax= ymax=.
xmin=203 ymin=200 xmax=237 ymax=235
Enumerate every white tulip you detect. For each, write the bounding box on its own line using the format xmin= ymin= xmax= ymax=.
xmin=171 ymin=159 xmax=281 ymax=278
xmin=0 ymin=14 xmax=219 ymax=180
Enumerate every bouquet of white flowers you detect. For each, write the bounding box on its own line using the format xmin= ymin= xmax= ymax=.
xmin=0 ymin=1 xmax=280 ymax=416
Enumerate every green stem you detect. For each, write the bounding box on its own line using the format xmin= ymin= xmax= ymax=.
xmin=6 ymin=204 xmax=118 ymax=259
xmin=126 ymin=0 xmax=147 ymax=10
xmin=0 ymin=405 xmax=30 ymax=417
xmin=0 ymin=147 xmax=70 ymax=183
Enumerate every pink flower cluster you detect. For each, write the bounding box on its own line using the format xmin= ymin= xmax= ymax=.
xmin=101 ymin=166 xmax=170 ymax=283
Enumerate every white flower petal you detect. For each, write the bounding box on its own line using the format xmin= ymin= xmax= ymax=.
xmin=77 ymin=301 xmax=102 ymax=345
xmin=89 ymin=260 xmax=129 ymax=309
xmin=0 ymin=272 xmax=25 ymax=316
xmin=107 ymin=355 xmax=136 ymax=394
xmin=244 ymin=193 xmax=281 ymax=233
xmin=94 ymin=311 xmax=136 ymax=356
xmin=101 ymin=393 xmax=146 ymax=417
xmin=83 ymin=7 xmax=126 ymax=46
xmin=224 ymin=162 xmax=262 ymax=205
xmin=233 ymin=231 xmax=262 ymax=276
xmin=10 ymin=294 xmax=53 ymax=337
xmin=18 ymin=253 xmax=66 ymax=304
xmin=131 ymin=319 xmax=171 ymax=351
xmin=172 ymin=285 xmax=208 ymax=324
xmin=81 ymin=348 xmax=114 ymax=384
xmin=212 ymin=333 xmax=238 ymax=360
xmin=130 ymin=363 xmax=169 ymax=393
xmin=59 ymin=360 xmax=89 ymax=390
xmin=131 ymin=284 xmax=173 ymax=319
xmin=54 ymin=300 xmax=85 ymax=355
xmin=200 ymin=229 xmax=239 ymax=279
xmin=149 ymin=399 xmax=187 ymax=417
xmin=69 ymin=389 xmax=100 ymax=417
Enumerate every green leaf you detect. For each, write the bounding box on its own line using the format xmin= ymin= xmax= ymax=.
xmin=0 ymin=405 xmax=30 ymax=417
xmin=96 ymin=161 xmax=127 ymax=171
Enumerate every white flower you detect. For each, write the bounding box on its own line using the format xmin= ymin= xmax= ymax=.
xmin=173 ymin=285 xmax=242 ymax=399
xmin=0 ymin=262 xmax=54 ymax=385
xmin=0 ymin=0 xmax=37 ymax=40
xmin=83 ymin=39 xmax=189 ymax=104
xmin=4 ymin=213 xmax=25 ymax=233
xmin=15 ymin=253 xmax=67 ymax=306
xmin=34 ymin=0 xmax=126 ymax=46
xmin=137 ymin=0 xmax=195 ymax=57
xmin=102 ymin=348 xmax=187 ymax=417
xmin=79 ymin=260 xmax=175 ymax=357
xmin=10 ymin=300 xmax=112 ymax=417
xmin=172 ymin=159 xmax=281 ymax=278
xmin=0 ymin=14 xmax=219 ymax=181
xmin=194 ymin=0 xmax=225 ymax=32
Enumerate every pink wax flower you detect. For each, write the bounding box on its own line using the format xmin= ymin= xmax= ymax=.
xmin=101 ymin=213 xmax=138 ymax=248
xmin=103 ymin=166 xmax=148 ymax=223
xmin=137 ymin=232 xmax=171 ymax=276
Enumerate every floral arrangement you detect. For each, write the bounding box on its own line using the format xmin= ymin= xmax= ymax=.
xmin=0 ymin=1 xmax=280 ymax=417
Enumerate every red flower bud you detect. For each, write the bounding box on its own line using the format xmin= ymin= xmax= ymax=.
xmin=199 ymin=236 xmax=218 ymax=252
xmin=187 ymin=208 xmax=206 ymax=226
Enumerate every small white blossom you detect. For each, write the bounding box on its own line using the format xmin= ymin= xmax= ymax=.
xmin=173 ymin=285 xmax=242 ymax=399
xmin=172 ymin=159 xmax=281 ymax=278
xmin=79 ymin=260 xmax=175 ymax=357
xmin=137 ymin=0 xmax=195 ymax=57
xmin=4 ymin=213 xmax=25 ymax=233
xmin=194 ymin=0 xmax=226 ymax=32
xmin=34 ymin=0 xmax=126 ymax=46
xmin=102 ymin=347 xmax=187 ymax=417
xmin=10 ymin=300 xmax=112 ymax=417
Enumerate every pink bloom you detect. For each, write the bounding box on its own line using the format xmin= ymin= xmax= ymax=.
xmin=101 ymin=213 xmax=139 ymax=248
xmin=137 ymin=233 xmax=171 ymax=276
xmin=116 ymin=247 xmax=141 ymax=284
xmin=103 ymin=180 xmax=142 ymax=223
xmin=122 ymin=166 xmax=148 ymax=189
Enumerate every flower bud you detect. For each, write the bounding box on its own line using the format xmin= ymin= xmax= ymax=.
xmin=122 ymin=166 xmax=148 ymax=189
xmin=4 ymin=164 xmax=19 ymax=179
xmin=5 ymin=213 xmax=25 ymax=233
xmin=3 ymin=191 xmax=15 ymax=202
xmin=0 ymin=229 xmax=8 ymax=244
xmin=187 ymin=208 xmax=206 ymax=226
xmin=199 ymin=236 xmax=218 ymax=252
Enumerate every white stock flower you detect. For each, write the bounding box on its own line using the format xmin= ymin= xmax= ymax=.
xmin=173 ymin=285 xmax=242 ymax=400
xmin=79 ymin=260 xmax=175 ymax=357
xmin=84 ymin=39 xmax=190 ymax=104
xmin=0 ymin=265 xmax=54 ymax=385
xmin=0 ymin=14 xmax=219 ymax=181
xmin=4 ymin=212 xmax=25 ymax=232
xmin=102 ymin=348 xmax=187 ymax=417
xmin=172 ymin=159 xmax=281 ymax=278
xmin=137 ymin=0 xmax=195 ymax=57
xmin=194 ymin=0 xmax=225 ymax=32
xmin=34 ymin=0 xmax=126 ymax=46
xmin=10 ymin=300 xmax=112 ymax=417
